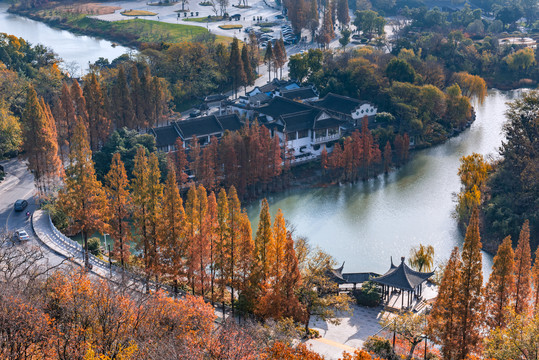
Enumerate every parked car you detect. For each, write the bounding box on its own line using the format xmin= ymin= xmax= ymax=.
xmin=189 ymin=110 xmax=201 ymax=118
xmin=15 ymin=229 xmax=30 ymax=242
xmin=352 ymin=34 xmax=361 ymax=40
xmin=14 ymin=199 xmax=28 ymax=211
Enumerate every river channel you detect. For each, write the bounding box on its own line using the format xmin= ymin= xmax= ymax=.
xmin=247 ymin=89 xmax=526 ymax=277
xmin=0 ymin=3 xmax=130 ymax=74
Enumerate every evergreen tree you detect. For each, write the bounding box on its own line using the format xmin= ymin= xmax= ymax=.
xmin=514 ymin=220 xmax=532 ymax=315
xmin=104 ymin=153 xmax=131 ymax=267
xmin=428 ymin=247 xmax=462 ymax=360
xmin=484 ymin=236 xmax=515 ymax=330
xmin=21 ymin=86 xmax=62 ymax=193
xmin=228 ymin=38 xmax=247 ymax=99
xmin=83 ymin=73 xmax=110 ymax=151
xmin=59 ymin=117 xmax=108 ymax=268
xmin=456 ymin=208 xmax=483 ymax=360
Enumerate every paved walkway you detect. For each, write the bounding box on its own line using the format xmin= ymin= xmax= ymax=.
xmin=305 ymin=305 xmax=384 ymax=359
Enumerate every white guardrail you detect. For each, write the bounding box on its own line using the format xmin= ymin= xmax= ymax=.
xmin=47 ymin=215 xmax=111 ymax=270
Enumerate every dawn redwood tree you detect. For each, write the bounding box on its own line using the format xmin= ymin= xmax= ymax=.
xmin=185 ymin=186 xmax=199 ymax=294
xmin=264 ymin=42 xmax=274 ymax=83
xmin=131 ymin=147 xmax=151 ymax=288
xmin=270 ymin=209 xmax=287 ymax=282
xmin=104 ymin=153 xmax=131 ymax=267
xmin=254 ymin=198 xmax=273 ymax=283
xmin=21 ymin=86 xmax=62 ymax=194
xmin=195 ymin=185 xmax=210 ymax=296
xmin=428 ymin=247 xmax=462 ymax=360
xmin=70 ymin=80 xmax=88 ymax=127
xmin=111 ymin=66 xmax=134 ymax=129
xmin=484 ymin=235 xmax=515 ymax=330
xmin=146 ymin=153 xmax=163 ymax=279
xmin=236 ymin=210 xmax=254 ymax=315
xmin=383 ymin=141 xmax=392 ymax=174
xmin=456 ymin=208 xmax=483 ymax=360
xmin=514 ymin=220 xmax=532 ymax=315
xmin=216 ymin=189 xmax=229 ymax=314
xmin=318 ymin=6 xmax=335 ymax=48
xmin=207 ymin=192 xmax=219 ymax=305
xmin=533 ymin=247 xmax=539 ymax=313
xmin=130 ymin=64 xmax=145 ymax=129
xmin=337 ymin=0 xmax=350 ymax=26
xmin=241 ymin=45 xmax=255 ymax=93
xmin=200 ymin=137 xmax=218 ymax=192
xmin=172 ymin=138 xmax=189 ymax=185
xmin=227 ymin=186 xmax=242 ymax=316
xmin=228 ymin=38 xmax=247 ymax=99
xmin=59 ymin=117 xmax=108 ymax=268
xmin=83 ymin=73 xmax=110 ymax=151
xmin=54 ymin=82 xmax=76 ymax=161
xmin=360 ymin=117 xmax=381 ymax=179
xmin=307 ymin=0 xmax=319 ymax=42
xmin=160 ymin=163 xmax=187 ymax=292
xmin=273 ymin=38 xmax=287 ymax=79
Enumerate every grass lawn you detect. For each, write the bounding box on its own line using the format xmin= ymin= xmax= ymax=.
xmin=35 ymin=9 xmax=234 ymax=45
xmin=121 ymin=10 xmax=158 ymax=16
xmin=183 ymin=15 xmax=225 ymax=22
xmin=219 ymin=24 xmax=242 ymax=30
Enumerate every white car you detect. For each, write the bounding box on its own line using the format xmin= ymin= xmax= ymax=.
xmin=15 ymin=229 xmax=30 ymax=242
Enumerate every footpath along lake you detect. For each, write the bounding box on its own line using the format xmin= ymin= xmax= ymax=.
xmin=0 ymin=3 xmax=130 ymax=74
xmin=247 ymin=89 xmax=527 ymax=276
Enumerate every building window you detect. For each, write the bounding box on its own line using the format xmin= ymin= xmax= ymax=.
xmin=287 ymin=132 xmax=297 ymax=140
xmin=328 ymin=127 xmax=338 ymax=136
xmin=298 ymin=130 xmax=309 ymax=139
xmin=315 ymin=129 xmax=326 ymax=138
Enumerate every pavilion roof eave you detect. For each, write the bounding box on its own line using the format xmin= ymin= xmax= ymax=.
xmin=371 ymin=257 xmax=434 ymax=291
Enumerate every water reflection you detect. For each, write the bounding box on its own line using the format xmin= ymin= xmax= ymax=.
xmin=0 ymin=3 xmax=131 ymax=74
xmin=248 ymin=90 xmax=525 ymax=277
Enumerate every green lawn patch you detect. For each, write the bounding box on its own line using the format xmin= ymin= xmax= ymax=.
xmin=199 ymin=1 xmax=212 ymax=5
xmin=256 ymin=22 xmax=277 ymax=27
xmin=148 ymin=1 xmax=179 ymax=6
xmin=183 ymin=15 xmax=224 ymax=22
xmin=260 ymin=27 xmax=272 ymax=33
xmin=33 ymin=9 xmax=234 ymax=45
xmin=219 ymin=24 xmax=242 ymax=30
xmin=121 ymin=10 xmax=157 ymax=16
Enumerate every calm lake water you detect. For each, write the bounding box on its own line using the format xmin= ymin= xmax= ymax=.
xmin=247 ymin=89 xmax=526 ymax=276
xmin=0 ymin=3 xmax=130 ymax=74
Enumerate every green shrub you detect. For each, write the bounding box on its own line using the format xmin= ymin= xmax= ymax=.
xmin=219 ymin=24 xmax=243 ymax=30
xmin=260 ymin=27 xmax=272 ymax=33
xmin=363 ymin=335 xmax=397 ymax=360
xmin=257 ymin=22 xmax=276 ymax=27
xmin=353 ymin=281 xmax=381 ymax=307
xmin=88 ymin=237 xmax=102 ymax=256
